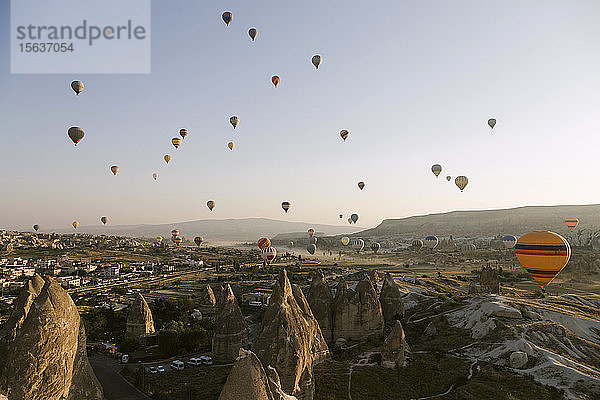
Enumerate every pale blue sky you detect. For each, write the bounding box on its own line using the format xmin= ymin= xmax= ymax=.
xmin=1 ymin=0 xmax=600 ymax=231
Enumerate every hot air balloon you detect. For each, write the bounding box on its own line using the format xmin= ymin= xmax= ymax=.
xmin=271 ymin=76 xmax=280 ymax=87
xmin=110 ymin=165 xmax=119 ymax=175
xmin=358 ymin=181 xmax=365 ymax=190
xmin=72 ymin=221 xmax=79 ymax=229
xmin=179 ymin=129 xmax=188 ymax=139
xmin=164 ymin=155 xmax=171 ymax=164
xmin=348 ymin=218 xmax=353 ymax=224
xmin=515 ymin=231 xmax=571 ymax=287
xmin=262 ymin=246 xmax=277 ymax=264
xmin=71 ymin=80 xmax=84 ymax=95
xmin=339 ymin=214 xmax=343 ymax=219
xmin=207 ymin=200 xmax=215 ymax=211
xmin=310 ymin=237 xmax=317 ymax=245
xmin=156 ymin=236 xmax=163 ymax=244
xmin=68 ymin=127 xmax=85 ymax=145
xmin=222 ymin=11 xmax=232 ymax=26
xmin=564 ymin=218 xmax=579 ymax=231
xmin=194 ymin=236 xmax=203 ymax=246
xmin=340 ymin=130 xmax=349 ymax=141
xmin=230 ymin=116 xmax=239 ymax=129
xmin=33 ymin=224 xmax=39 ymax=231
xmin=502 ymin=235 xmax=517 ymax=249
xmin=351 ymin=239 xmax=365 ymax=253
xmin=249 ymin=28 xmax=257 ymax=41
xmin=461 ymin=243 xmax=477 ymax=253
xmin=446 ymin=176 xmax=451 ymax=182
xmin=173 ymin=236 xmax=183 ymax=245
xmin=258 ymin=237 xmax=271 ymax=250
xmin=307 ymin=244 xmax=316 ymax=254
xmin=101 ymin=216 xmax=108 ymax=225
xmin=341 ymin=237 xmax=350 ymax=246
xmin=171 ymin=229 xmax=179 ymax=237
xmin=312 ymin=55 xmax=322 ymax=69
xmin=289 ymin=241 xmax=294 ymax=247
xmin=351 ymin=214 xmax=359 ymax=224
xmin=431 ymin=164 xmax=442 ymax=177
xmin=308 ymin=229 xmax=315 ymax=237
xmin=455 ymin=176 xmax=468 ymax=192
xmin=281 ymin=201 xmax=290 ymax=213
xmin=172 ymin=137 xmax=182 ymax=149
xmin=412 ymin=239 xmax=423 ymax=252
xmin=424 ymin=236 xmax=439 ymax=249
xmin=371 ymin=242 xmax=381 ymax=253
xmin=488 ymin=118 xmax=496 ymax=129
xmin=152 ymin=173 xmax=158 ymax=181
xmin=228 ymin=141 xmax=234 ymax=150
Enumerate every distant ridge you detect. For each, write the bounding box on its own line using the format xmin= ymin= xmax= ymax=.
xmin=356 ymin=204 xmax=600 ymax=239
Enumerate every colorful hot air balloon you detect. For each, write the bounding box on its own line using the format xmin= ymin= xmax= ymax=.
xmin=101 ymin=216 xmax=108 ymax=225
xmin=431 ymin=164 xmax=442 ymax=177
xmin=71 ymin=80 xmax=84 ymax=95
xmin=172 ymin=137 xmax=182 ymax=149
xmin=312 ymin=55 xmax=322 ymax=69
xmin=258 ymin=237 xmax=271 ymax=250
xmin=424 ymin=236 xmax=439 ymax=249
xmin=515 ymin=231 xmax=571 ymax=287
xmin=310 ymin=237 xmax=318 ymax=245
xmin=179 ymin=129 xmax=188 ymax=139
xmin=173 ymin=236 xmax=183 ymax=245
xmin=68 ymin=127 xmax=85 ymax=145
xmin=228 ymin=141 xmax=234 ymax=150
xmin=455 ymin=176 xmax=468 ymax=192
xmin=72 ymin=221 xmax=79 ymax=229
xmin=152 ymin=173 xmax=158 ymax=181
xmin=371 ymin=242 xmax=381 ymax=253
xmin=33 ymin=224 xmax=39 ymax=231
xmin=262 ymin=246 xmax=277 ymax=264
xmin=171 ymin=230 xmax=179 ymax=237
xmin=281 ymin=201 xmax=290 ymax=213
xmin=207 ymin=200 xmax=215 ymax=211
xmin=351 ymin=239 xmax=365 ymax=253
xmin=230 ymin=116 xmax=239 ymax=129
xmin=348 ymin=217 xmax=353 ymax=224
xmin=194 ymin=236 xmax=203 ymax=246
xmin=351 ymin=214 xmax=359 ymax=224
xmin=564 ymin=218 xmax=579 ymax=231
xmin=340 ymin=130 xmax=349 ymax=141
xmin=272 ymin=76 xmax=280 ymax=87
xmin=412 ymin=239 xmax=423 ymax=252
xmin=461 ymin=243 xmax=477 ymax=253
xmin=249 ymin=28 xmax=257 ymax=41
xmin=341 ymin=237 xmax=350 ymax=246
xmin=164 ymin=155 xmax=171 ymax=164
xmin=446 ymin=176 xmax=451 ymax=182
xmin=488 ymin=118 xmax=497 ymax=129
xmin=308 ymin=228 xmax=315 ymax=237
xmin=358 ymin=182 xmax=365 ymax=190
xmin=222 ymin=11 xmax=232 ymax=26
xmin=502 ymin=235 xmax=517 ymax=249
xmin=307 ymin=244 xmax=316 ymax=254
xmin=156 ymin=236 xmax=163 ymax=244
xmin=110 ymin=165 xmax=119 ymax=175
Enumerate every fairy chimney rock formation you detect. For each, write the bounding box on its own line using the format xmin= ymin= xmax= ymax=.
xmin=126 ymin=293 xmax=155 ymax=339
xmin=218 ymin=348 xmax=297 ymax=400
xmin=199 ymin=284 xmax=217 ymax=307
xmin=382 ymin=320 xmax=408 ymax=368
xmin=0 ymin=275 xmax=103 ymax=400
xmin=379 ymin=273 xmax=405 ymax=324
xmin=307 ymin=270 xmax=334 ymax=343
xmin=212 ymin=284 xmax=248 ymax=363
xmin=253 ymin=270 xmax=329 ymax=400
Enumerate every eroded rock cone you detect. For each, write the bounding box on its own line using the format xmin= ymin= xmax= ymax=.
xmin=382 ymin=320 xmax=407 ymax=368
xmin=379 ymin=273 xmax=405 ymax=325
xmin=213 ymin=284 xmax=248 ymax=363
xmin=126 ymin=293 xmax=155 ymax=339
xmin=307 ymin=270 xmax=334 ymax=343
xmin=199 ymin=284 xmax=217 ymax=308
xmin=218 ymin=349 xmax=296 ymax=400
xmin=333 ymin=277 xmax=384 ymax=341
xmin=253 ymin=270 xmax=329 ymax=400
xmin=0 ymin=275 xmax=103 ymax=400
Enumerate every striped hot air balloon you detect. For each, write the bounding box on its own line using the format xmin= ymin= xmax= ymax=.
xmin=262 ymin=246 xmax=277 ymax=264
xmin=257 ymin=237 xmax=271 ymax=250
xmin=461 ymin=243 xmax=477 ymax=253
xmin=172 ymin=236 xmax=183 ymax=245
xmin=371 ymin=242 xmax=381 ymax=253
xmin=412 ymin=239 xmax=423 ymax=252
xmin=340 ymin=130 xmax=349 ymax=141
xmin=455 ymin=176 xmax=468 ymax=192
xmin=431 ymin=164 xmax=442 ymax=177
xmin=271 ymin=75 xmax=280 ymax=87
xmin=179 ymin=129 xmax=188 ymax=139
xmin=351 ymin=239 xmax=365 ymax=253
xmin=172 ymin=137 xmax=182 ymax=149
xmin=515 ymin=231 xmax=571 ymax=288
xmin=424 ymin=236 xmax=439 ymax=249
xmin=564 ymin=218 xmax=579 ymax=231
xmin=502 ymin=235 xmax=517 ymax=249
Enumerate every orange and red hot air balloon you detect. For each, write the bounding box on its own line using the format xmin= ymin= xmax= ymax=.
xmin=564 ymin=218 xmax=579 ymax=231
xmin=257 ymin=237 xmax=271 ymax=250
xmin=110 ymin=165 xmax=119 ymax=175
xmin=515 ymin=230 xmax=571 ymax=288
xmin=271 ymin=76 xmax=280 ymax=87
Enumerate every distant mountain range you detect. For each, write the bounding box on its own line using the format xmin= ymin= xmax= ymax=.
xmin=355 ymin=204 xmax=600 ymax=239
xmin=56 ymin=218 xmax=363 ymax=243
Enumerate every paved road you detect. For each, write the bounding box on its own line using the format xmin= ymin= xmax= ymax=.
xmin=90 ymin=355 xmax=150 ymax=400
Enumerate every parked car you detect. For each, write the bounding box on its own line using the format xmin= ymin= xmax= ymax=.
xmin=157 ymin=365 xmax=165 ymax=373
xmin=149 ymin=366 xmax=158 ymax=374
xmin=170 ymin=360 xmax=185 ymax=370
xmin=187 ymin=357 xmax=202 ymax=367
xmin=200 ymin=355 xmax=213 ymax=366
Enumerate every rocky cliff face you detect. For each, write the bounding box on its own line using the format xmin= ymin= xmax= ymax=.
xmin=198 ymin=284 xmax=217 ymax=311
xmin=379 ymin=273 xmax=405 ymax=325
xmin=212 ymin=284 xmax=248 ymax=363
xmin=126 ymin=293 xmax=155 ymax=339
xmin=382 ymin=320 xmax=407 ymax=368
xmin=307 ymin=270 xmax=334 ymax=343
xmin=333 ymin=277 xmax=384 ymax=341
xmin=0 ymin=275 xmax=103 ymax=400
xmin=253 ymin=270 xmax=329 ymax=400
xmin=218 ymin=349 xmax=296 ymax=400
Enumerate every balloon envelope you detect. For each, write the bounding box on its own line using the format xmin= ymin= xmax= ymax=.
xmin=172 ymin=137 xmax=182 ymax=149
xmin=164 ymin=155 xmax=171 ymax=164
xmin=431 ymin=164 xmax=442 ymax=177
xmin=455 ymin=176 xmax=468 ymax=191
xmin=446 ymin=176 xmax=451 ymax=182
xmin=101 ymin=216 xmax=108 ymax=225
xmin=358 ymin=182 xmax=365 ymax=190
xmin=461 ymin=243 xmax=477 ymax=253
xmin=515 ymin=231 xmax=570 ymax=287
xmin=502 ymin=235 xmax=517 ymax=249
xmin=68 ymin=127 xmax=85 ymax=145
xmin=194 ymin=236 xmax=203 ymax=246
xmin=281 ymin=201 xmax=290 ymax=213
xmin=351 ymin=239 xmax=365 ymax=253
xmin=33 ymin=224 xmax=39 ymax=231
xmin=222 ymin=11 xmax=232 ymax=25
xmin=258 ymin=237 xmax=271 ymax=250
xmin=564 ymin=218 xmax=579 ymax=231
xmin=230 ymin=116 xmax=239 ymax=129
xmin=71 ymin=80 xmax=84 ymax=95
xmin=310 ymin=237 xmax=317 ymax=245
xmin=152 ymin=173 xmax=158 ymax=180
xmin=341 ymin=237 xmax=350 ymax=246
xmin=207 ymin=200 xmax=215 ymax=211
xmin=351 ymin=214 xmax=359 ymax=224
xmin=179 ymin=129 xmax=188 ymax=139
xmin=249 ymin=27 xmax=257 ymax=40
xmin=488 ymin=118 xmax=497 ymax=129
xmin=228 ymin=141 xmax=234 ymax=150
xmin=110 ymin=165 xmax=119 ymax=175
xmin=171 ymin=229 xmax=179 ymax=237
xmin=424 ymin=236 xmax=439 ymax=249
xmin=271 ymin=76 xmax=280 ymax=87
xmin=307 ymin=244 xmax=316 ymax=254
xmin=262 ymin=246 xmax=277 ymax=264
xmin=371 ymin=242 xmax=381 ymax=253
xmin=340 ymin=130 xmax=349 ymax=141
xmin=72 ymin=221 xmax=79 ymax=229
xmin=312 ymin=55 xmax=322 ymax=69
xmin=156 ymin=236 xmax=163 ymax=244
xmin=308 ymin=228 xmax=315 ymax=237
xmin=412 ymin=239 xmax=423 ymax=251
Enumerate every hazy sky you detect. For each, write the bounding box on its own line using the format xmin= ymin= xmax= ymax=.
xmin=1 ymin=0 xmax=600 ymax=231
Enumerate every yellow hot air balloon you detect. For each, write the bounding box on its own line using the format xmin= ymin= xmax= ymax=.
xmin=72 ymin=221 xmax=79 ymax=229
xmin=431 ymin=164 xmax=442 ymax=177
xmin=455 ymin=176 xmax=468 ymax=192
xmin=207 ymin=200 xmax=215 ymax=211
xmin=164 ymin=155 xmax=171 ymax=164
xmin=156 ymin=236 xmax=163 ymax=244
xmin=110 ymin=165 xmax=119 ymax=175
xmin=71 ymin=80 xmax=84 ymax=95
xmin=341 ymin=237 xmax=350 ymax=246
xmin=515 ymin=231 xmax=571 ymax=288
xmin=228 ymin=141 xmax=234 ymax=150
xmin=172 ymin=137 xmax=182 ymax=149
xmin=340 ymin=130 xmax=349 ymax=141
